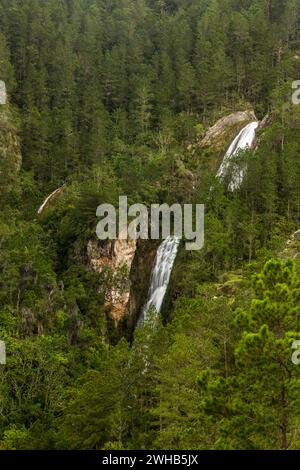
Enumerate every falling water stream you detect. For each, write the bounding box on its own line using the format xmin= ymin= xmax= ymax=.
xmin=37 ymin=188 xmax=63 ymax=215
xmin=140 ymin=120 xmax=259 ymax=324
xmin=217 ymin=121 xmax=259 ymax=190
xmin=139 ymin=237 xmax=180 ymax=323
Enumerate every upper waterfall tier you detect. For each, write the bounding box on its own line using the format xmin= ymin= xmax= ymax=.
xmin=217 ymin=121 xmax=259 ymax=191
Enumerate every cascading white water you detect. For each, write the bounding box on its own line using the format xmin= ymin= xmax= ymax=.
xmin=139 ymin=236 xmax=180 ymax=324
xmin=217 ymin=121 xmax=259 ymax=190
xmin=37 ymin=188 xmax=62 ymax=214
xmin=139 ymin=121 xmax=259 ymax=325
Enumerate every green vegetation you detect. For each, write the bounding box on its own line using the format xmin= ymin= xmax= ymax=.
xmin=0 ymin=0 xmax=300 ymax=450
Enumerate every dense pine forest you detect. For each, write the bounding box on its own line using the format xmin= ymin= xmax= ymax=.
xmin=0 ymin=0 xmax=300 ymax=450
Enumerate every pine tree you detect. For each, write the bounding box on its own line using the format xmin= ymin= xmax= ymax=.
xmin=201 ymin=259 xmax=300 ymax=450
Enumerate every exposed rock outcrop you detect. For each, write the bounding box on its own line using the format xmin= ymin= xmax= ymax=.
xmin=87 ymin=236 xmax=159 ymax=331
xmin=87 ymin=237 xmax=137 ymax=323
xmin=201 ymin=110 xmax=256 ymax=152
xmin=127 ymin=241 xmax=160 ymax=330
xmin=281 ymin=230 xmax=300 ymax=262
xmin=0 ymin=85 xmax=22 ymax=196
xmin=0 ymin=80 xmax=6 ymax=105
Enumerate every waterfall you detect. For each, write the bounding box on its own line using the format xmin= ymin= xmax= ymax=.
xmin=139 ymin=236 xmax=180 ymax=324
xmin=37 ymin=188 xmax=62 ymax=214
xmin=217 ymin=121 xmax=258 ymax=190
xmin=139 ymin=121 xmax=258 ymax=325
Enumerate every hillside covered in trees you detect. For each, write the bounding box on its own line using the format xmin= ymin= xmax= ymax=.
xmin=0 ymin=0 xmax=300 ymax=450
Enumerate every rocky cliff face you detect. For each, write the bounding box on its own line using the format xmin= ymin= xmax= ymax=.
xmin=87 ymin=238 xmax=137 ymax=323
xmin=0 ymin=86 xmax=22 ymax=196
xmin=34 ymin=184 xmax=157 ymax=328
xmin=195 ymin=109 xmax=257 ymax=176
xmin=0 ymin=80 xmax=6 ymax=104
xmin=201 ymin=110 xmax=256 ymax=152
xmin=126 ymin=241 xmax=159 ymax=330
xmin=86 ymin=238 xmax=158 ymax=330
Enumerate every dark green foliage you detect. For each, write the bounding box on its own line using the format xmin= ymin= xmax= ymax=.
xmin=0 ymin=0 xmax=300 ymax=450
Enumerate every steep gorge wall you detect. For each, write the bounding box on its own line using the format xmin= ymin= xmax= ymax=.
xmin=86 ymin=237 xmax=158 ymax=332
xmin=87 ymin=237 xmax=137 ymax=323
